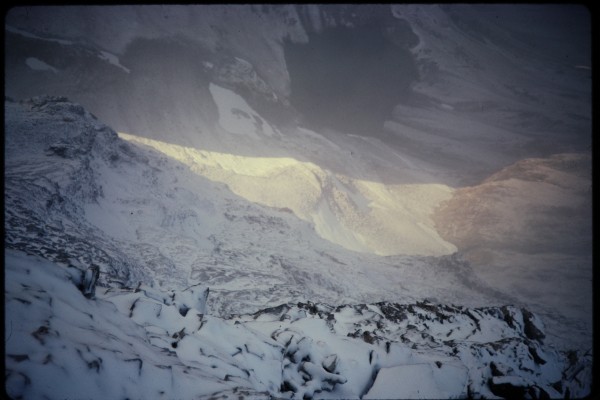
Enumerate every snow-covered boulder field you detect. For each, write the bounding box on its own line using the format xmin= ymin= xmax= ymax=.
xmin=6 ymin=249 xmax=591 ymax=399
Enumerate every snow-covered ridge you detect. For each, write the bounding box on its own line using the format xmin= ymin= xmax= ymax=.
xmin=119 ymin=131 xmax=456 ymax=257
xmin=6 ymin=249 xmax=591 ymax=399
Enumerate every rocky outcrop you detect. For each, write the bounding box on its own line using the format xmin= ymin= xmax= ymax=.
xmin=236 ymin=300 xmax=590 ymax=398
xmin=6 ymin=249 xmax=592 ymax=399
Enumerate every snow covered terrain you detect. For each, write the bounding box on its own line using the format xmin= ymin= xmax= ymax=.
xmin=3 ymin=96 xmax=516 ymax=321
xmin=6 ymin=249 xmax=591 ymax=399
xmin=4 ymin=4 xmax=592 ymax=399
xmin=116 ymin=130 xmax=456 ymax=257
xmin=4 ymin=92 xmax=592 ymax=400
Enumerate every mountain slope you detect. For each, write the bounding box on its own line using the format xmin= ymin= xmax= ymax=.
xmin=4 ymin=4 xmax=591 ymax=257
xmin=4 ymin=4 xmax=592 ymax=398
xmin=5 ymin=5 xmax=591 ymax=184
xmin=117 ymin=129 xmax=456 ymax=257
xmin=5 ymin=96 xmax=504 ymax=318
xmin=433 ymin=153 xmax=593 ymax=350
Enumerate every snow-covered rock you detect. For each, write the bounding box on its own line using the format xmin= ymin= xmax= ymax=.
xmin=6 ymin=250 xmax=591 ymax=399
xmin=363 ymin=363 xmax=468 ymax=399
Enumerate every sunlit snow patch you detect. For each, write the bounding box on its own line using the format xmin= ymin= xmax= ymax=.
xmin=118 ymin=132 xmax=457 ymax=256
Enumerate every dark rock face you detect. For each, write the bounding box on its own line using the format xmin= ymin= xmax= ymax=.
xmin=82 ymin=265 xmax=100 ymax=298
xmin=522 ymin=308 xmax=545 ymax=342
xmin=488 ymin=377 xmax=551 ymax=400
xmin=284 ymin=17 xmax=418 ymax=137
xmin=377 ymin=302 xmax=408 ymax=323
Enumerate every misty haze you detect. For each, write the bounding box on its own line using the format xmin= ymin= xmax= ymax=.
xmin=5 ymin=4 xmax=592 ymax=399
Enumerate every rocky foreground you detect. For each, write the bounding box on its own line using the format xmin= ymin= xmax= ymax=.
xmin=6 ymin=249 xmax=591 ymax=399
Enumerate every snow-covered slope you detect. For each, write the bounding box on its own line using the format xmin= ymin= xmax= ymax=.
xmin=117 ymin=130 xmax=456 ymax=257
xmin=5 ymin=93 xmax=593 ymax=398
xmin=388 ymin=5 xmax=591 ymax=185
xmin=4 ymin=4 xmax=590 ymax=255
xmin=3 ymin=96 xmax=500 ymax=318
xmin=4 ymin=4 xmax=592 ymax=398
xmin=6 ymin=249 xmax=591 ymax=399
xmin=5 ymin=4 xmax=591 ymax=252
